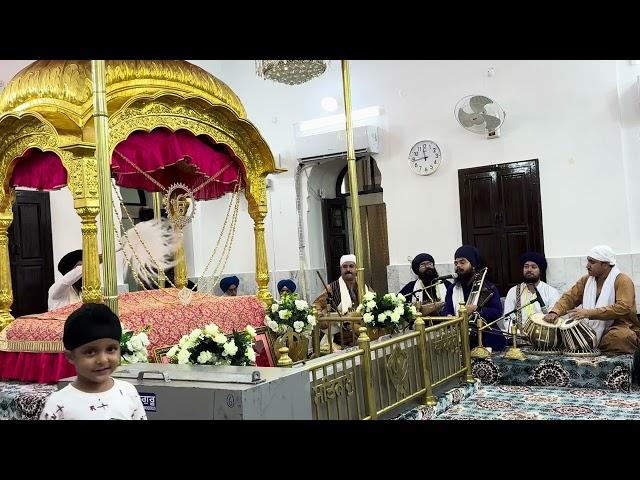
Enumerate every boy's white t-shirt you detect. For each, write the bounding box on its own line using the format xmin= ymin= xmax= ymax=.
xmin=40 ymin=378 xmax=147 ymax=420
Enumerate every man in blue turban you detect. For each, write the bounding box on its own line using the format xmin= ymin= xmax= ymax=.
xmin=220 ymin=276 xmax=240 ymax=296
xmin=442 ymin=245 xmax=506 ymax=351
xmin=503 ymin=252 xmax=560 ymax=333
xmin=277 ymin=279 xmax=297 ymax=297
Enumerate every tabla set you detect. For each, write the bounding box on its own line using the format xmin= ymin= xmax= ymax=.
xmin=522 ymin=312 xmax=599 ymax=356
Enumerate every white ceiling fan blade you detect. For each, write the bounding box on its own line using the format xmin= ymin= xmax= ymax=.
xmin=469 ymin=95 xmax=493 ymax=113
xmin=458 ymin=109 xmax=484 ymax=128
xmin=483 ymin=114 xmax=501 ymax=132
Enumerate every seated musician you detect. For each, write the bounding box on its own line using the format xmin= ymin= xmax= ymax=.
xmin=442 ymin=245 xmax=506 ymax=351
xmin=313 ymin=254 xmax=370 ymax=347
xmin=543 ymin=245 xmax=639 ymax=355
xmin=277 ymin=279 xmax=297 ymax=297
xmin=399 ymin=253 xmax=450 ymax=315
xmin=220 ymin=276 xmax=240 ymax=296
xmin=503 ymin=252 xmax=560 ymax=333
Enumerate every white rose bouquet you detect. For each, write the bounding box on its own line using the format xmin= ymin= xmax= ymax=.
xmin=356 ymin=291 xmax=417 ymax=330
xmin=166 ymin=323 xmax=257 ymax=366
xmin=120 ymin=324 xmax=151 ymax=364
xmin=264 ymin=292 xmax=317 ymax=335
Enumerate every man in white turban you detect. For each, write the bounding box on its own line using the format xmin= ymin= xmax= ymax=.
xmin=543 ymin=245 xmax=639 ymax=355
xmin=313 ymin=254 xmax=370 ymax=347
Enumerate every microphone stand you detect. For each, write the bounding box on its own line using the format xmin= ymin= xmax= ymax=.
xmin=404 ymin=279 xmax=446 ymax=302
xmin=470 ymin=291 xmax=493 ymax=359
xmin=474 ymin=295 xmax=543 ymax=361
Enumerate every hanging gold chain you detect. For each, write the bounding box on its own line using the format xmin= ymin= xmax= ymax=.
xmin=112 ymin=183 xmax=178 ymax=289
xmin=204 ymin=187 xmax=241 ymax=293
xmin=111 ymin=198 xmax=182 ymax=305
xmin=193 ymin=182 xmax=241 ymax=293
xmin=112 ymin=181 xmax=241 ymax=299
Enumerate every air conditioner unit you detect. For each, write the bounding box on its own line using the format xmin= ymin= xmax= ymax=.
xmin=295 ymin=125 xmax=380 ymax=162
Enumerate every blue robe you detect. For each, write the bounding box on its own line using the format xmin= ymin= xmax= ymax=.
xmin=442 ymin=280 xmax=506 ymax=351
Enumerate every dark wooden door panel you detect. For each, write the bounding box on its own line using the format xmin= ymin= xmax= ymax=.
xmin=473 ymin=233 xmax=502 ymax=286
xmin=459 ymin=160 xmax=544 ymax=296
xmin=500 ymin=169 xmax=529 ymax=229
xmin=502 ymin=231 xmax=530 ymax=292
xmin=362 ymin=203 xmax=389 ymax=294
xmin=8 ymin=190 xmax=54 ymax=317
xmin=466 ymin=172 xmax=498 ymax=231
xmin=322 ymin=198 xmax=349 ymax=283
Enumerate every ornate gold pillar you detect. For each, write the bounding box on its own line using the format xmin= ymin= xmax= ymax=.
xmin=62 ymin=146 xmax=102 ymax=304
xmin=77 ymin=205 xmax=102 ymax=303
xmin=247 ymin=175 xmax=272 ymax=305
xmin=91 ymin=60 xmax=119 ymax=313
xmin=341 ymin=60 xmax=366 ymax=302
xmin=0 ymin=191 xmax=15 ymax=330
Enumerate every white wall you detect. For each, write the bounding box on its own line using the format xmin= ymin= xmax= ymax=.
xmin=616 ymin=60 xmax=640 ymax=252
xmin=49 ymin=188 xmax=82 ymax=279
xmin=195 ymin=60 xmax=637 ymax=278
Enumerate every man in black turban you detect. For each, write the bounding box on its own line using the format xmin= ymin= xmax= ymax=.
xmin=503 ymin=251 xmax=560 ymax=333
xmin=399 ymin=253 xmax=450 ymax=309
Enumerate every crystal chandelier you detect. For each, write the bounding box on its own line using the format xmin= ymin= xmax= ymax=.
xmin=255 ymin=60 xmax=329 ymax=85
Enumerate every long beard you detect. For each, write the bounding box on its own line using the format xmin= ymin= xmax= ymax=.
xmin=523 ymin=274 xmax=540 ymax=285
xmin=456 ymin=270 xmax=474 ymax=285
xmin=418 ymin=268 xmax=438 ymax=284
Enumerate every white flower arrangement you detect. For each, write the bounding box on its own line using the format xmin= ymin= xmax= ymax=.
xmin=264 ymin=292 xmax=317 ymax=335
xmin=166 ymin=323 xmax=257 ymax=366
xmin=355 ymin=291 xmax=417 ymax=330
xmin=120 ymin=324 xmax=151 ymax=364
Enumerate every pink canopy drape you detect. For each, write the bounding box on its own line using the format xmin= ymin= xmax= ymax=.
xmin=11 ymin=149 xmax=67 ymax=190
xmin=111 ymin=128 xmax=243 ymax=200
xmin=9 ymin=128 xmax=243 ymax=200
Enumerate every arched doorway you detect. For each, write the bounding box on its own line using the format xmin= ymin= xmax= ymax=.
xmin=308 ymin=154 xmax=390 ymax=293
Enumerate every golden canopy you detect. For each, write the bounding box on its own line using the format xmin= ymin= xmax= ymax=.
xmin=0 ymin=60 xmax=281 ymax=328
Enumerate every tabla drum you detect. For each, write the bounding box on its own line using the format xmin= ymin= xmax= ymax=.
xmin=557 ymin=317 xmax=599 ymax=356
xmin=523 ymin=313 xmax=563 ymax=353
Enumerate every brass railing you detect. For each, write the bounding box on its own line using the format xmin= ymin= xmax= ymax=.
xmin=286 ymin=306 xmax=473 ymax=420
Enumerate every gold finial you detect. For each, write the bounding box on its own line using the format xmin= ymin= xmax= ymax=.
xmin=277 ymin=346 xmax=293 ymax=367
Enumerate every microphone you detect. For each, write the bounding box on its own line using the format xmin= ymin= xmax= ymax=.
xmin=532 ymin=285 xmax=547 ymax=313
xmin=434 ymin=273 xmax=458 ymax=281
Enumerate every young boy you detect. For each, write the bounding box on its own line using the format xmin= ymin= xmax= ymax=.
xmin=40 ymin=303 xmax=147 ymax=420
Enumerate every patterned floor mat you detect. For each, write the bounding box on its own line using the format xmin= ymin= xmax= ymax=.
xmin=0 ymin=381 xmax=57 ymax=420
xmin=435 ymin=384 xmax=640 ymax=420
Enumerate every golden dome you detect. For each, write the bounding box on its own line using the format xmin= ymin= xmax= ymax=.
xmin=0 ymin=60 xmax=246 ymax=119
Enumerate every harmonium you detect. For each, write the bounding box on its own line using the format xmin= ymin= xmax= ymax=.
xmin=58 ymin=363 xmax=312 ymax=420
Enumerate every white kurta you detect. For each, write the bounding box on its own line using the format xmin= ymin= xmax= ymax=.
xmin=47 ymin=264 xmax=83 ymax=311
xmin=47 ymin=252 xmax=127 ymax=311
xmin=414 ymin=278 xmax=448 ymax=303
xmin=503 ymin=281 xmax=561 ymax=332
